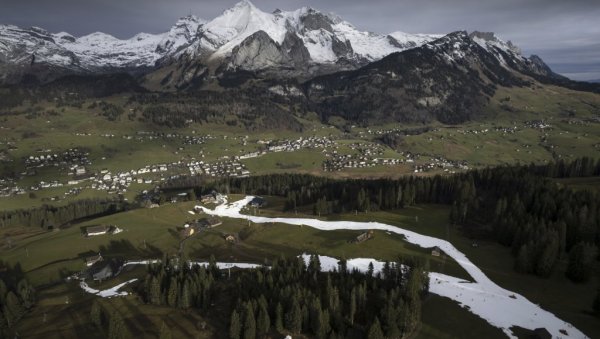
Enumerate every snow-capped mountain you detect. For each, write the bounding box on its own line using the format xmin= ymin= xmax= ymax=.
xmin=0 ymin=1 xmax=444 ymax=83
xmin=194 ymin=1 xmax=442 ymax=67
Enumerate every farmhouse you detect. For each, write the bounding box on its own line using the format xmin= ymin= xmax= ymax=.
xmin=354 ymin=230 xmax=374 ymax=243
xmin=199 ymin=217 xmax=222 ymax=228
xmin=85 ymin=253 xmax=103 ymax=267
xmin=200 ymin=190 xmax=226 ymax=204
xmin=91 ymin=260 xmax=120 ymax=281
xmin=249 ymin=196 xmax=267 ymax=208
xmin=225 ymin=234 xmax=236 ymax=243
xmin=85 ymin=225 xmax=111 ymax=237
xmin=200 ymin=191 xmax=218 ymax=203
xmin=180 ymin=227 xmax=195 ymax=238
xmin=75 ymin=166 xmax=87 ymax=176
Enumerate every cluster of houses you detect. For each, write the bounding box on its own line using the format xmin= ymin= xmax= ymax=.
xmin=0 ymin=179 xmax=24 ymax=197
xmin=239 ymin=136 xmax=335 ymax=160
xmin=187 ymin=160 xmax=250 ymax=177
xmin=412 ymin=156 xmax=469 ymax=173
xmin=524 ymin=120 xmax=552 ymax=130
xmin=323 ymin=154 xmax=393 ymax=171
xmin=363 ymin=126 xmax=437 ymax=136
xmin=24 ymin=148 xmax=90 ymax=170
xmin=322 ymin=142 xmax=395 ymax=171
xmin=564 ymin=116 xmax=600 ymax=126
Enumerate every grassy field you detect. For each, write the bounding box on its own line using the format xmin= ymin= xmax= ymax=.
xmin=2 ymin=83 xmax=600 ymax=214
xmin=2 ymin=196 xmax=490 ymax=338
xmin=1 ymin=82 xmax=600 ymax=338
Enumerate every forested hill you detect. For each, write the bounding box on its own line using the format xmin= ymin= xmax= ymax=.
xmin=162 ymin=157 xmax=600 ymax=282
xmin=138 ymin=255 xmax=429 ymax=339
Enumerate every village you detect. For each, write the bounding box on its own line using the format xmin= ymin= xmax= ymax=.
xmin=1 ymin=116 xmax=597 ymax=204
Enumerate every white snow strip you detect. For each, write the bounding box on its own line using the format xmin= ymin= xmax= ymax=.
xmin=189 ymin=261 xmax=263 ymax=269
xmin=80 ymin=278 xmax=138 ymax=298
xmin=123 ymin=259 xmax=161 ymax=266
xmin=194 ymin=196 xmax=588 ymax=339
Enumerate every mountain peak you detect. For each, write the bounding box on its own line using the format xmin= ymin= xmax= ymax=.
xmin=229 ymin=0 xmax=258 ymax=12
xmin=469 ymin=31 xmax=521 ymax=55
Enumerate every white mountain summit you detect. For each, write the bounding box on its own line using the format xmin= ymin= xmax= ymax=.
xmin=0 ymin=0 xmax=528 ymax=84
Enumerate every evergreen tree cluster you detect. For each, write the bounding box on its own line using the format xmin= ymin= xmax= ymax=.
xmin=0 ymin=198 xmax=128 ymax=228
xmin=457 ymin=164 xmax=600 ymax=280
xmin=89 ymin=301 xmax=129 ymax=339
xmin=227 ymin=255 xmax=429 ymax=339
xmin=137 ymin=255 xmax=428 ymax=339
xmin=140 ymin=256 xmax=220 ymax=310
xmin=0 ymin=272 xmax=35 ymax=337
xmin=161 ymin=158 xmax=600 ymax=281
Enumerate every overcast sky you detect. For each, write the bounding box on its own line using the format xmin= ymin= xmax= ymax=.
xmin=2 ymin=0 xmax=599 ymax=80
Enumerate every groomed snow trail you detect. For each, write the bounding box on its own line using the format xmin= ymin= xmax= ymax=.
xmin=196 ymin=196 xmax=587 ymax=339
xmin=80 ymin=279 xmax=138 ymax=298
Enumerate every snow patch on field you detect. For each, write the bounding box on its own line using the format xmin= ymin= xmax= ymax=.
xmin=80 ymin=279 xmax=138 ymax=298
xmin=195 ymin=196 xmax=588 ymax=339
xmin=189 ymin=261 xmax=262 ymax=269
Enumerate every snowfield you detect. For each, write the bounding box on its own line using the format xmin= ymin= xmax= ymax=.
xmin=194 ymin=196 xmax=588 ymax=339
xmin=80 ymin=279 xmax=138 ymax=298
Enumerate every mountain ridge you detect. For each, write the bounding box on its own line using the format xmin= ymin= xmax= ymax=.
xmin=0 ymin=1 xmax=445 ymax=84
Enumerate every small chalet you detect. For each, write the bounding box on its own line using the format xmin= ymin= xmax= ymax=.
xmin=249 ymin=197 xmax=267 ymax=208
xmin=199 ymin=217 xmax=222 ymax=228
xmin=431 ymin=246 xmax=442 ymax=257
xmin=180 ymin=227 xmax=195 ymax=238
xmin=85 ymin=253 xmax=103 ymax=267
xmin=225 ymin=234 xmax=236 ymax=243
xmin=75 ymin=166 xmax=87 ymax=176
xmin=91 ymin=260 xmax=119 ymax=281
xmin=354 ymin=230 xmax=374 ymax=243
xmin=85 ymin=225 xmax=111 ymax=237
xmin=200 ymin=190 xmax=221 ymax=204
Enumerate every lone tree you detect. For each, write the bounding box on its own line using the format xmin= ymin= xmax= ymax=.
xmin=229 ymin=310 xmax=241 ymax=339
xmin=367 ymin=317 xmax=385 ymax=339
xmin=243 ymin=302 xmax=256 ymax=339
xmin=593 ymin=286 xmax=600 ymax=317
xmin=566 ymin=242 xmax=598 ymax=283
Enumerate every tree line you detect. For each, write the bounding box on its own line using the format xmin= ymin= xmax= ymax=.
xmin=161 ymin=157 xmax=599 ymax=282
xmin=226 ymin=255 xmax=428 ymax=339
xmin=0 ymin=263 xmax=35 ymax=337
xmin=137 ymin=255 xmax=428 ymax=338
xmin=0 ymin=198 xmax=129 ymax=229
xmin=89 ymin=300 xmax=129 ymax=339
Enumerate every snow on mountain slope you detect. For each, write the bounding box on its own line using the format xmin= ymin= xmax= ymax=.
xmin=56 ymin=31 xmax=166 ymax=69
xmin=0 ymin=1 xmax=449 ymax=74
xmin=156 ymin=15 xmax=204 ymax=57
xmin=0 ymin=25 xmax=76 ymax=66
xmin=0 ymin=0 xmax=533 ymax=81
xmin=202 ymin=0 xmax=288 ymax=57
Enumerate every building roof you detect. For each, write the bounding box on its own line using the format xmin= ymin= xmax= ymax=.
xmin=86 ymin=254 xmax=103 ymax=264
xmin=86 ymin=225 xmax=110 ymax=234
